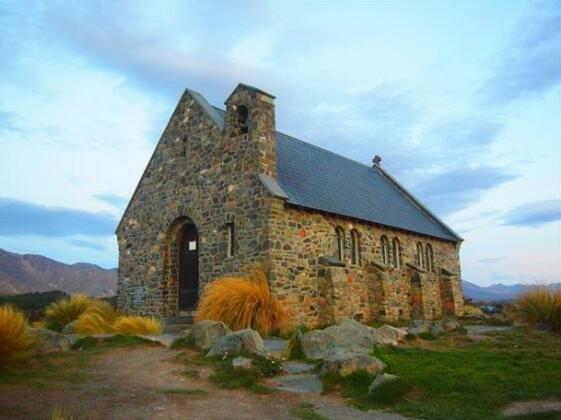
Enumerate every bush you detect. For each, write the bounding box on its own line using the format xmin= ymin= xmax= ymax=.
xmin=511 ymin=287 xmax=561 ymax=332
xmin=113 ymin=316 xmax=163 ymax=335
xmin=45 ymin=294 xmax=96 ymax=331
xmin=195 ymin=270 xmax=291 ymax=337
xmin=0 ymin=305 xmax=34 ymax=364
xmin=75 ymin=301 xmax=118 ymax=335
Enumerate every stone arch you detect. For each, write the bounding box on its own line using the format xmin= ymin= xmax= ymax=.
xmin=162 ymin=216 xmax=199 ymax=316
xmin=408 ymin=271 xmax=424 ymax=319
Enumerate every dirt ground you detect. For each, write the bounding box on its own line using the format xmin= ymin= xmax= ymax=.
xmin=0 ymin=345 xmax=406 ymax=420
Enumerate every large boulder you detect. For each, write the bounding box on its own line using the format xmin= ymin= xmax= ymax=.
xmin=28 ymin=328 xmax=71 ymax=354
xmin=368 ymin=373 xmax=399 ymax=394
xmin=206 ymin=329 xmax=267 ymax=358
xmin=301 ymin=319 xmax=379 ymax=359
xmin=320 ymin=352 xmax=385 ymax=377
xmin=191 ymin=320 xmax=231 ymax=351
xmin=377 ymin=325 xmax=408 ymax=345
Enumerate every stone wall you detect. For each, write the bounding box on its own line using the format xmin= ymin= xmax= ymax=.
xmin=267 ymin=200 xmax=463 ymax=327
xmin=116 ymin=87 xmax=276 ymax=316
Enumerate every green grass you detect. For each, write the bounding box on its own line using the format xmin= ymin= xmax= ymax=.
xmin=0 ymin=334 xmax=155 ymax=389
xmin=322 ymin=329 xmax=561 ymax=420
xmin=170 ymin=336 xmax=196 ymax=349
xmin=160 ymin=387 xmax=207 ymax=395
xmin=291 ymin=402 xmax=328 ymax=420
xmin=206 ymin=354 xmax=278 ymax=394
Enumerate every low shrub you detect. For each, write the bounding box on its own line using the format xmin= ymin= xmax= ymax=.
xmin=74 ymin=301 xmax=119 ymax=335
xmin=113 ymin=316 xmax=163 ymax=335
xmin=45 ymin=294 xmax=96 ymax=331
xmin=195 ymin=269 xmax=291 ymax=337
xmin=0 ymin=305 xmax=34 ymax=364
xmin=511 ymin=287 xmax=561 ymax=332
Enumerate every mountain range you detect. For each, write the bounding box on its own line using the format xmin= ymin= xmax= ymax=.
xmin=0 ymin=247 xmax=559 ymax=301
xmin=462 ymin=280 xmax=560 ymax=302
xmin=0 ymin=248 xmax=116 ymax=297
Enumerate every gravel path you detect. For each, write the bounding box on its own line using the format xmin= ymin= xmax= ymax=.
xmin=0 ymin=345 xmax=407 ymax=420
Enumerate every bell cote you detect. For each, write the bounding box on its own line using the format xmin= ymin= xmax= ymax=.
xmin=224 ymin=83 xmax=277 ymax=178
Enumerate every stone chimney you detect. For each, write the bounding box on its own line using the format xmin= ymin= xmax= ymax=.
xmin=224 ymin=83 xmax=277 ymax=179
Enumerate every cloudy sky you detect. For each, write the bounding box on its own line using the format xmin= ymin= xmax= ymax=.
xmin=1 ymin=0 xmax=560 ymax=286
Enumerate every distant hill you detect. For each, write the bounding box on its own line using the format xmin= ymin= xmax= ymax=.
xmin=463 ymin=280 xmax=561 ymax=302
xmin=0 ymin=248 xmax=116 ymax=297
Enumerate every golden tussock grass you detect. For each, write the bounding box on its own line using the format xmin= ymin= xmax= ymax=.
xmin=463 ymin=304 xmax=485 ymax=317
xmin=45 ymin=294 xmax=96 ymax=331
xmin=195 ymin=270 xmax=292 ymax=337
xmin=511 ymin=287 xmax=561 ymax=332
xmin=0 ymin=305 xmax=34 ymax=364
xmin=75 ymin=300 xmax=119 ymax=335
xmin=113 ymin=316 xmax=163 ymax=335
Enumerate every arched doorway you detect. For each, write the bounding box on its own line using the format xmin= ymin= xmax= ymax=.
xmin=178 ymin=223 xmax=199 ymax=310
xmin=163 ymin=217 xmax=199 ymax=314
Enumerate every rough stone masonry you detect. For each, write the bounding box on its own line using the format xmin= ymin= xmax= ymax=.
xmin=116 ymin=83 xmax=464 ymax=327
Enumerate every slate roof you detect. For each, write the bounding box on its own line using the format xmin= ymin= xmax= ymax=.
xmin=208 ymin=103 xmax=461 ymax=242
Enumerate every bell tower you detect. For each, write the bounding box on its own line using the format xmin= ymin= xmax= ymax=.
xmin=224 ymin=83 xmax=277 ymax=179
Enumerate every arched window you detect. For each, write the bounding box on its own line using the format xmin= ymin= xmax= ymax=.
xmin=381 ymin=235 xmax=390 ymax=265
xmin=335 ymin=227 xmax=344 ymax=262
xmin=350 ymin=229 xmax=360 ymax=265
xmin=416 ymin=242 xmax=424 ymax=268
xmin=392 ymin=237 xmax=401 ymax=269
xmin=237 ymin=105 xmax=249 ymax=134
xmin=425 ymin=244 xmax=434 ymax=272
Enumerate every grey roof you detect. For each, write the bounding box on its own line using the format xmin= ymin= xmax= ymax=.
xmin=209 ymin=104 xmax=461 ymax=242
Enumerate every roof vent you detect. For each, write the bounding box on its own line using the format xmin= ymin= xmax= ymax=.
xmin=372 ymin=155 xmax=382 ymax=167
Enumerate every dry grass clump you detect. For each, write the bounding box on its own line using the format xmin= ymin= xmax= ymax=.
xmin=195 ymin=270 xmax=291 ymax=337
xmin=74 ymin=300 xmax=118 ymax=335
xmin=511 ymin=287 xmax=561 ymax=332
xmin=0 ymin=305 xmax=34 ymax=364
xmin=113 ymin=316 xmax=163 ymax=335
xmin=463 ymin=304 xmax=485 ymax=317
xmin=45 ymin=294 xmax=96 ymax=331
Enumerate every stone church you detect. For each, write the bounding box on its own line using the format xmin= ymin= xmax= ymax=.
xmin=116 ymin=83 xmax=464 ymax=326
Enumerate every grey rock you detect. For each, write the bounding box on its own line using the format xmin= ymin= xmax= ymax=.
xmin=281 ymin=361 xmax=315 ymax=374
xmin=429 ymin=321 xmax=444 ymax=336
xmin=62 ymin=320 xmax=78 ymax=335
xmin=141 ymin=333 xmax=180 ymax=347
xmin=264 ymin=338 xmax=288 ymax=359
xmin=28 ymin=328 xmax=71 ymax=354
xmin=408 ymin=320 xmax=430 ymax=335
xmin=377 ymin=325 xmax=407 ymax=345
xmin=270 ymin=374 xmax=323 ymax=394
xmin=368 ymin=373 xmax=399 ymax=394
xmin=301 ymin=319 xmax=379 ymax=359
xmin=232 ymin=356 xmax=252 ymax=369
xmin=206 ymin=328 xmax=267 ymax=357
xmin=191 ymin=320 xmax=231 ymax=351
xmin=321 ymin=352 xmax=385 ymax=377
xmin=442 ymin=319 xmax=461 ymax=332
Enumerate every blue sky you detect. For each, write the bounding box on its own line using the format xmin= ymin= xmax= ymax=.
xmin=0 ymin=0 xmax=560 ymax=286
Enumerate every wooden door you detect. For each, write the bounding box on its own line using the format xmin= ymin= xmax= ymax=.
xmin=178 ymin=224 xmax=199 ymax=310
